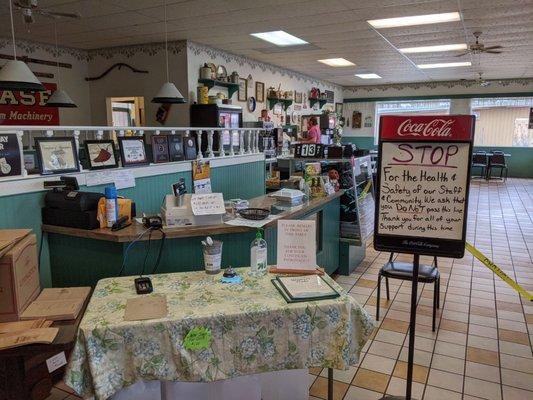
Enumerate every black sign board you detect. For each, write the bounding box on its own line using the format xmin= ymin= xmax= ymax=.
xmin=0 ymin=133 xmax=23 ymax=177
xmin=374 ymin=115 xmax=475 ymax=258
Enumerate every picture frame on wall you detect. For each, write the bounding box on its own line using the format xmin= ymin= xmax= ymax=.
xmin=325 ymin=90 xmax=334 ymax=103
xmin=294 ymin=91 xmax=303 ymax=104
xmin=238 ymin=77 xmax=248 ymax=102
xmin=352 ymin=111 xmax=362 ymax=129
xmin=168 ymin=134 xmax=185 ymax=161
xmin=183 ymin=135 xmax=197 ymax=160
xmin=273 ymin=103 xmax=283 ymax=115
xmin=255 ymin=81 xmax=265 ymax=103
xmin=151 ymin=135 xmax=170 ymax=164
xmin=335 ymin=102 xmax=343 ymax=115
xmin=118 ymin=136 xmax=149 ymax=167
xmin=84 ymin=140 xmax=119 ymax=170
xmin=0 ymin=132 xmax=24 ymax=177
xmin=34 ymin=137 xmax=80 ymax=175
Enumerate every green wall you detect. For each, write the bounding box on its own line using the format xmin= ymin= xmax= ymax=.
xmin=343 ymin=136 xmax=533 ymax=178
xmin=0 ymin=159 xmax=266 ymax=288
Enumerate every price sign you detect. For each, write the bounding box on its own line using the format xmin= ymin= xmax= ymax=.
xmin=374 ymin=115 xmax=475 ymax=258
xmin=190 ymin=193 xmax=225 ymax=216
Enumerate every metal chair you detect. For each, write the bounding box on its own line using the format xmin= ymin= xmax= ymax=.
xmin=471 ymin=151 xmax=488 ymax=179
xmin=376 ymin=253 xmax=440 ymax=331
xmin=487 ymin=151 xmax=508 ymax=181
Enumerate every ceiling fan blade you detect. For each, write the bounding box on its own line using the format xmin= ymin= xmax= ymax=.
xmin=37 ymin=9 xmax=81 ymax=19
xmin=484 ymin=45 xmax=503 ymax=50
xmin=485 ymin=50 xmax=502 ymax=54
xmin=454 ymin=52 xmax=470 ymax=57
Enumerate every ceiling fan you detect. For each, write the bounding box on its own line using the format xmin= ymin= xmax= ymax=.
xmin=455 ymin=31 xmax=503 ymax=57
xmin=476 ymin=72 xmax=491 ymax=87
xmin=13 ymin=0 xmax=81 ymax=24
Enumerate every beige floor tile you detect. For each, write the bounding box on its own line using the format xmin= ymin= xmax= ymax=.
xmin=343 ymin=385 xmax=382 ymax=400
xmin=386 ymin=377 xmax=424 ymax=399
xmin=499 ymin=340 xmax=532 ymax=358
xmin=469 ymin=324 xmax=498 ymax=339
xmin=468 ymin=335 xmax=499 ymax=352
xmin=360 ymin=354 xmax=396 ymax=375
xmin=498 ymin=329 xmax=530 ymax=345
xmin=440 ymin=319 xmax=469 ymax=334
xmin=398 ymin=348 xmax=433 ymax=367
xmin=367 ymin=340 xmax=401 ymax=360
xmin=374 ymin=329 xmax=405 ymax=345
xmin=464 ymin=376 xmax=502 ymax=400
xmin=423 ymin=385 xmax=463 ymax=400
xmin=434 ymin=341 xmax=466 ymax=359
xmin=318 ymin=366 xmax=357 ymax=384
xmin=427 ymin=369 xmax=464 ymax=393
xmin=380 ymin=318 xmax=409 ymax=333
xmin=502 ymin=385 xmax=533 ymax=400
xmin=500 ymin=353 xmax=533 ymax=374
xmin=466 ymin=347 xmax=500 ymax=367
xmin=438 ymin=329 xmax=468 ymax=346
xmin=466 ymin=361 xmax=501 ymax=383
xmin=352 ymin=368 xmax=390 ymax=393
xmin=431 ymin=353 xmax=465 ymax=374
xmin=501 ymin=368 xmax=533 ymax=391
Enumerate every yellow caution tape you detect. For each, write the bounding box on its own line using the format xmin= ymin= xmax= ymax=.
xmin=465 ymin=242 xmax=533 ymax=302
xmin=358 ymin=180 xmax=372 ymax=201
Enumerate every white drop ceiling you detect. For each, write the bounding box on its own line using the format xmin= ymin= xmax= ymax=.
xmin=0 ymin=0 xmax=532 ymax=86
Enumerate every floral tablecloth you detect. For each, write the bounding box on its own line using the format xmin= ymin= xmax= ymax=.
xmin=65 ymin=269 xmax=375 ymax=399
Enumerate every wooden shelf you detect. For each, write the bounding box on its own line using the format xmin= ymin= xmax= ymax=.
xmin=267 ymin=97 xmax=293 ymax=111
xmin=309 ymin=98 xmax=327 ymax=108
xmin=198 ymin=78 xmax=239 ymax=98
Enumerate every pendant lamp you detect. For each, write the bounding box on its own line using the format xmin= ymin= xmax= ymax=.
xmin=46 ymin=23 xmax=77 ymax=108
xmin=151 ymin=0 xmax=186 ymax=104
xmin=0 ymin=0 xmax=44 ymax=91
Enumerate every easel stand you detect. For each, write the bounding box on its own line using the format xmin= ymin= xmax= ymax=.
xmin=379 ymin=253 xmax=420 ymax=400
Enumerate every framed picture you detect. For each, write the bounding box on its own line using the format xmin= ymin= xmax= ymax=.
xmin=335 ymin=102 xmax=343 ymax=115
xmin=84 ymin=140 xmax=118 ymax=170
xmin=273 ymin=103 xmax=283 ymax=115
xmin=255 ymin=81 xmax=265 ymax=103
xmin=151 ymin=135 xmax=170 ymax=163
xmin=168 ymin=134 xmax=184 ymax=161
xmin=238 ymin=77 xmax=247 ymax=102
xmin=118 ymin=136 xmax=149 ymax=167
xmin=34 ymin=137 xmax=79 ymax=175
xmin=23 ymin=151 xmax=38 ymax=175
xmin=0 ymin=132 xmax=23 ymax=177
xmin=352 ymin=111 xmax=362 ymax=129
xmin=294 ymin=91 xmax=303 ymax=104
xmin=325 ymin=90 xmax=334 ymax=103
xmin=183 ymin=135 xmax=197 ymax=160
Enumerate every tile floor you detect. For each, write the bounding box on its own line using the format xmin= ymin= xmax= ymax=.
xmin=49 ymin=179 xmax=533 ymax=400
xmin=310 ymin=179 xmax=533 ymax=400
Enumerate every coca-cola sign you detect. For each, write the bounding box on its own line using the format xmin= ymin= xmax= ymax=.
xmin=379 ymin=115 xmax=474 ymax=141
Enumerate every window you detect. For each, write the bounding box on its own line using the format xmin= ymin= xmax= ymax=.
xmin=374 ymin=99 xmax=451 ymax=143
xmin=471 ymin=97 xmax=533 ymax=147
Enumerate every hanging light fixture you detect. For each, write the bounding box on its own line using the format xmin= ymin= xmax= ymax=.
xmin=0 ymin=0 xmax=44 ymax=91
xmin=151 ymin=0 xmax=186 ymax=104
xmin=46 ymin=22 xmax=77 ymax=108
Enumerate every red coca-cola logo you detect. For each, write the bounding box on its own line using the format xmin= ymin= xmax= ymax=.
xmin=397 ymin=118 xmax=454 ymax=137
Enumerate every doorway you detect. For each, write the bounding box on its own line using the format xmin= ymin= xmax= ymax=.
xmin=106 ymin=96 xmax=145 ymax=128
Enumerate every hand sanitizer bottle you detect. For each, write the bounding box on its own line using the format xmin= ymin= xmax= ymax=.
xmin=250 ymin=230 xmax=267 ymax=276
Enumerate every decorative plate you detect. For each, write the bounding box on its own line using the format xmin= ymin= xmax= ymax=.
xmin=247 ymin=96 xmax=256 ymax=112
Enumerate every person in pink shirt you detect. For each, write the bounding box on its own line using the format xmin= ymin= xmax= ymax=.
xmin=302 ymin=116 xmax=321 ymax=144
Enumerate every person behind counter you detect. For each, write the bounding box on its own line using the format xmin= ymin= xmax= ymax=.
xmin=301 ymin=116 xmax=321 ymax=144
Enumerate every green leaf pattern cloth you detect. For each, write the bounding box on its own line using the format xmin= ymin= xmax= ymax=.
xmin=65 ymin=269 xmax=375 ymax=399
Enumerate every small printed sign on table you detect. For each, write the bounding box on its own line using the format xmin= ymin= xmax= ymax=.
xmin=276 ymin=219 xmax=317 ymax=272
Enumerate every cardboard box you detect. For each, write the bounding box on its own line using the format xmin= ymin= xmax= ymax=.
xmin=0 ymin=234 xmax=40 ymax=322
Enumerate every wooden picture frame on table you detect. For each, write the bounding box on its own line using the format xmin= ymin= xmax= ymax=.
xmin=84 ymin=140 xmax=118 ymax=170
xmin=255 ymin=81 xmax=265 ymax=103
xmin=118 ymin=136 xmax=149 ymax=167
xmin=34 ymin=137 xmax=80 ymax=175
xmin=238 ymin=77 xmax=248 ymax=101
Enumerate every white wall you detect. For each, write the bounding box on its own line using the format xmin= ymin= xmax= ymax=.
xmin=0 ymin=39 xmax=91 ymax=125
xmin=87 ymin=41 xmax=189 ymax=127
xmin=187 ymin=42 xmax=343 ymax=126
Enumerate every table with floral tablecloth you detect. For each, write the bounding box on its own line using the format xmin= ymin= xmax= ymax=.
xmin=65 ymin=268 xmax=375 ymax=400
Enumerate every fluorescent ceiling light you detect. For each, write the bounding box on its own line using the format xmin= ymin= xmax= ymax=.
xmin=355 ymin=73 xmax=381 ymax=79
xmin=418 ymin=61 xmax=471 ymax=69
xmin=399 ymin=43 xmax=467 ymax=53
xmin=368 ymin=12 xmax=461 ymax=28
xmin=250 ymin=30 xmax=308 ymax=46
xmin=317 ymin=58 xmax=355 ymax=67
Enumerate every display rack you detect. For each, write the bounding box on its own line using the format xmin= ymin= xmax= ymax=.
xmin=198 ymin=78 xmax=240 ymax=98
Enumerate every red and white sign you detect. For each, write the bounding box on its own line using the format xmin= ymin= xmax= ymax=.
xmin=0 ymin=83 xmax=60 ymax=126
xmin=379 ymin=115 xmax=474 ymax=141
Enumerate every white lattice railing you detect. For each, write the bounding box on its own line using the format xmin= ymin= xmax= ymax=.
xmin=0 ymin=125 xmax=266 ymax=175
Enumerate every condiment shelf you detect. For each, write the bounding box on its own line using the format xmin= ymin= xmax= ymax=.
xmin=198 ymin=78 xmax=240 ymax=98
xmin=267 ymin=97 xmax=293 ymax=111
xmin=309 ymin=98 xmax=327 ymax=109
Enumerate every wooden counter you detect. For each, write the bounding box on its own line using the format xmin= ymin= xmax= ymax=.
xmin=42 ymin=191 xmax=343 ymax=243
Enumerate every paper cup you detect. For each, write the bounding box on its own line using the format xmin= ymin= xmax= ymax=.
xmin=203 ymin=240 xmax=222 ymax=274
